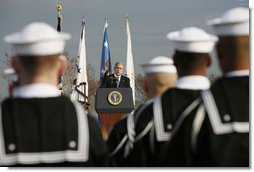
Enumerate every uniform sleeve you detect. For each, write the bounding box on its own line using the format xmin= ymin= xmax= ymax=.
xmin=87 ymin=115 xmax=109 ymax=166
xmin=107 ymin=119 xmax=127 ymax=154
xmin=124 ymin=104 xmax=154 ymax=166
xmin=106 ymin=118 xmax=128 ymax=166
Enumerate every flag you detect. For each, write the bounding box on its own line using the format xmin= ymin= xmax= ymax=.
xmin=125 ymin=15 xmax=135 ymax=104
xmin=100 ymin=19 xmax=112 ymax=81
xmin=70 ymin=18 xmax=88 ymax=108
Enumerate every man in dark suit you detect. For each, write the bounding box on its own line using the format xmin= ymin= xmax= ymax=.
xmin=100 ymin=62 xmax=130 ymax=88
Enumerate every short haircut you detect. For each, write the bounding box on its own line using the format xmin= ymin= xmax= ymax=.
xmin=216 ymin=35 xmax=249 ymax=59
xmin=114 ymin=62 xmax=124 ymax=68
xmin=173 ymin=50 xmax=210 ymax=72
xmin=17 ymin=54 xmax=60 ymax=78
xmin=145 ymin=72 xmax=177 ymax=98
xmin=216 ymin=35 xmax=249 ymax=72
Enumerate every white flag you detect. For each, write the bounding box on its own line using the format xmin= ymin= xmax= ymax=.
xmin=70 ymin=18 xmax=88 ymax=106
xmin=126 ymin=15 xmax=135 ymax=104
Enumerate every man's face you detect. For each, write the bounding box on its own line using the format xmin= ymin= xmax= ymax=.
xmin=114 ymin=64 xmax=124 ymax=76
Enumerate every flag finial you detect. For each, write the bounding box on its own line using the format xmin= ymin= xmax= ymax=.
xmin=56 ymin=0 xmax=63 ymax=32
xmin=57 ymin=0 xmax=63 ymax=17
xmin=104 ymin=18 xmax=108 ymax=29
xmin=82 ymin=17 xmax=85 ymax=25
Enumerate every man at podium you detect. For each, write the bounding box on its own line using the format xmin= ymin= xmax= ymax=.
xmin=100 ymin=62 xmax=130 ymax=88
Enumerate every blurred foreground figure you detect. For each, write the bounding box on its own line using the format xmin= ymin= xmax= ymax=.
xmin=141 ymin=56 xmax=177 ymax=99
xmin=125 ymin=27 xmax=217 ymax=166
xmin=0 ymin=22 xmax=108 ymax=167
xmin=164 ymin=7 xmax=249 ymax=167
xmin=107 ymin=56 xmax=177 ymax=166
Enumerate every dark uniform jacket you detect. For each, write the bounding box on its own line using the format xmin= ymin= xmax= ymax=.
xmin=125 ymin=88 xmax=204 ymax=166
xmin=164 ymin=76 xmax=249 ymax=167
xmin=106 ymin=100 xmax=153 ymax=166
xmin=0 ymin=96 xmax=108 ymax=167
xmin=100 ymin=74 xmax=130 ymax=88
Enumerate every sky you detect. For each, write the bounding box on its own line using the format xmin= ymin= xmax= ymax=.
xmin=0 ymin=0 xmax=249 ymax=99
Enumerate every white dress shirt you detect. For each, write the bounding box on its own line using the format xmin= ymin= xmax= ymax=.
xmin=114 ymin=73 xmax=121 ymax=88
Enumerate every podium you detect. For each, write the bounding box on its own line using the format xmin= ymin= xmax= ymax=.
xmin=95 ymin=88 xmax=134 ymax=139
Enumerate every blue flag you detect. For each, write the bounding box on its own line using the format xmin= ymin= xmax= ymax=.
xmin=100 ymin=21 xmax=112 ymax=81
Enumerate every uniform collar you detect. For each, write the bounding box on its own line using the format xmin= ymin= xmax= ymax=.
xmin=176 ymin=75 xmax=210 ymax=90
xmin=224 ymin=70 xmax=249 ymax=77
xmin=13 ymin=83 xmax=61 ymax=98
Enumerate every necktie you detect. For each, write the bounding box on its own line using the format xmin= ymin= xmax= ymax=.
xmin=116 ymin=77 xmax=120 ymax=88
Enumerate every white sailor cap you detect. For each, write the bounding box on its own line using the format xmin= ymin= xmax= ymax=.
xmin=4 ymin=68 xmax=18 ymax=82
xmin=167 ymin=27 xmax=218 ymax=53
xmin=207 ymin=7 xmax=249 ymax=36
xmin=141 ymin=56 xmax=177 ymax=74
xmin=4 ymin=22 xmax=71 ymax=56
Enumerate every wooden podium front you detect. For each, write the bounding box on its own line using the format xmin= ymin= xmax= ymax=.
xmin=98 ymin=112 xmax=127 ymax=139
xmin=95 ymin=88 xmax=134 ymax=139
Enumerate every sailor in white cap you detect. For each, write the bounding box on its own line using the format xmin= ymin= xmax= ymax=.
xmin=162 ymin=7 xmax=249 ymax=167
xmin=122 ymin=27 xmax=217 ymax=166
xmin=106 ymin=56 xmax=177 ymax=166
xmin=0 ymin=22 xmax=108 ymax=167
xmin=141 ymin=56 xmax=177 ymax=98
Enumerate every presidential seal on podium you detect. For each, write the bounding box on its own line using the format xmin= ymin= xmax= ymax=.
xmin=108 ymin=90 xmax=122 ymax=106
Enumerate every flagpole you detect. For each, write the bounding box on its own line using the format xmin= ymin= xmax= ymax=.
xmin=104 ymin=18 xmax=108 ymax=30
xmin=84 ymin=83 xmax=86 ymax=111
xmin=56 ymin=0 xmax=63 ymax=94
xmin=82 ymin=17 xmax=87 ymax=111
